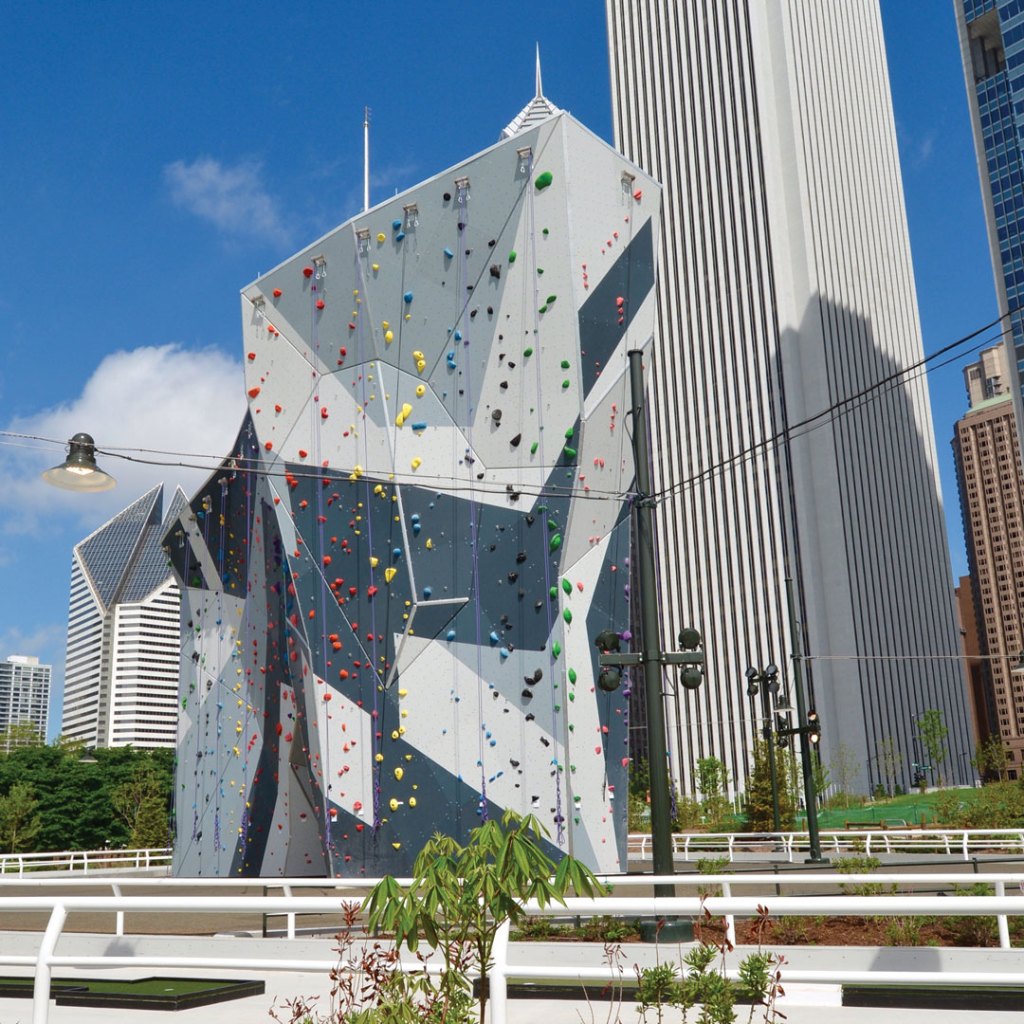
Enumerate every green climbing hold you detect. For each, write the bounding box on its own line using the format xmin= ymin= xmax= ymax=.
xmin=561 ymin=379 xmax=570 ymax=389
xmin=549 ymin=533 xmax=562 ymax=552
xmin=564 ymin=445 xmax=577 ymax=458
xmin=546 ymin=295 xmax=557 ymax=304
xmin=542 ymin=227 xmax=549 ymax=235
xmin=539 ymin=305 xmax=547 ymax=314
xmin=548 ymin=518 xmax=559 ymax=530
xmin=535 ymin=170 xmax=553 ymax=190
xmin=552 ymin=641 xmax=562 ymax=658
xmin=565 ymin=428 xmax=574 ymax=440
xmin=508 ymin=250 xmax=517 ymax=264
xmin=560 ymin=359 xmax=570 ymax=370
xmin=549 ymin=586 xmax=558 ymax=599
xmin=568 ymin=694 xmax=575 ymax=703
xmin=524 ymin=347 xmax=533 ymax=357
xmin=530 ymin=441 xmax=539 ymax=454
xmin=568 ymin=667 xmax=578 ymax=684
xmin=561 ymin=578 xmax=572 ymax=594
xmin=554 ymin=703 xmax=561 ymax=712
xmin=537 ymin=267 xmax=544 ymax=275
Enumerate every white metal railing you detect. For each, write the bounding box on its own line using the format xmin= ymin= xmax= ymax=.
xmin=0 ymin=872 xmax=1020 ymax=1023
xmin=627 ymin=828 xmax=1024 ymax=862
xmin=0 ymin=848 xmax=172 ymax=877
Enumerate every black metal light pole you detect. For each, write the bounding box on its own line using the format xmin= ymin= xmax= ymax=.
xmin=597 ymin=350 xmax=704 ymax=929
xmin=744 ymin=665 xmax=781 ymax=832
xmin=785 ymin=576 xmax=825 ymax=863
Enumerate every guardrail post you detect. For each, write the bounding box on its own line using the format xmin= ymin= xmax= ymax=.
xmin=18 ymin=855 xmax=24 ymax=879
xmin=996 ymin=881 xmax=1010 ymax=950
xmin=727 ymin=836 xmax=735 ymax=863
xmin=722 ymin=882 xmax=735 ymax=947
xmin=33 ymin=902 xmax=67 ymax=1024
xmin=111 ymin=884 xmax=124 ymax=937
xmin=963 ymin=832 xmax=969 ymax=861
xmin=283 ymin=884 xmax=295 ymax=939
xmin=490 ymin=918 xmax=510 ymax=1024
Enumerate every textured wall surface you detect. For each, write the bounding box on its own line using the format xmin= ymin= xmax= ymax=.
xmin=166 ymin=112 xmax=661 ymax=876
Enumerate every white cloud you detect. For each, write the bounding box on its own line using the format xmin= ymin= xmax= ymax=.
xmin=164 ymin=156 xmax=292 ymax=246
xmin=0 ymin=343 xmax=246 ymax=534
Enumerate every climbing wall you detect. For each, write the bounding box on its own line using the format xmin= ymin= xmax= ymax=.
xmin=167 ymin=112 xmax=662 ymax=876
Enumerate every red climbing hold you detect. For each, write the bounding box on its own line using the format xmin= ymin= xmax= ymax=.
xmin=321 ymin=408 xmax=329 ymax=419
xmin=265 ymin=441 xmax=273 ymax=451
xmin=247 ymin=352 xmax=256 ymax=361
xmin=303 ymin=266 xmax=314 ymax=278
xmin=248 ymin=387 xmax=261 ymax=398
xmin=633 ymin=189 xmax=643 ymax=201
xmin=273 ymin=288 xmax=283 ymax=297
xmin=316 ymin=299 xmax=326 ymax=310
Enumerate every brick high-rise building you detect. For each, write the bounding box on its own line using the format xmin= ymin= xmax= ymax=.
xmin=953 ymin=344 xmax=1024 ymax=775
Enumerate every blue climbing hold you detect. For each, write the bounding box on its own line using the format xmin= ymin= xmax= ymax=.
xmin=395 ymin=231 xmax=405 ymax=242
xmin=423 ymin=586 xmax=432 ymax=598
xmin=393 ymin=547 xmax=402 ymax=560
xmin=454 ymin=329 xmax=462 ymax=341
xmin=446 ymin=629 xmax=457 ymax=641
xmin=444 ymin=247 xmax=454 ymax=259
xmin=489 ymin=631 xmax=500 ymax=645
xmin=411 ymin=421 xmax=427 ymax=431
xmin=499 ymin=648 xmax=510 ymax=660
xmin=404 ymin=291 xmax=414 ymax=303
xmin=392 ymin=219 xmax=402 ymax=230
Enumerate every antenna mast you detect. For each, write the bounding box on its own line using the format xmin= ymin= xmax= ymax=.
xmin=363 ymin=106 xmax=371 ymax=213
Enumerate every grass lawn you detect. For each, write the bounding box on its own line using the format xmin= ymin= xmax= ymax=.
xmin=801 ymin=787 xmax=980 ymax=829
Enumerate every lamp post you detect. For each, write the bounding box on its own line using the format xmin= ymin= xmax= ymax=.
xmin=596 ymin=349 xmax=704 ymax=941
xmin=744 ymin=665 xmax=781 ymax=832
xmin=784 ymin=576 xmax=825 ymax=863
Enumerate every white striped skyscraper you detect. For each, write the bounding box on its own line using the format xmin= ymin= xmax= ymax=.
xmin=607 ymin=0 xmax=973 ymax=795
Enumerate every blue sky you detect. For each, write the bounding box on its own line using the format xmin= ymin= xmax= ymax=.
xmin=0 ymin=2 xmax=998 ymax=739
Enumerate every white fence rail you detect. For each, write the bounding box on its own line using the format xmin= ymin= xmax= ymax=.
xmin=0 ymin=848 xmax=171 ymax=877
xmin=0 ymin=871 xmax=1021 ymax=1023
xmin=627 ymin=828 xmax=1024 ymax=861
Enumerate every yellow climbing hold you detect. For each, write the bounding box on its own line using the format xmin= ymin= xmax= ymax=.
xmin=411 ymin=457 xmax=422 ymax=470
xmin=416 ymin=384 xmax=425 ymax=397
xmin=425 ymin=538 xmax=433 ymax=549
xmin=370 ymin=556 xmax=379 ymax=568
xmin=377 ymin=232 xmax=386 ymax=243
xmin=398 ymin=688 xmax=408 ymax=697
xmin=408 ymin=796 xmax=417 ymax=808
xmin=384 ymin=567 xmax=397 ymax=584
xmin=392 ymin=841 xmax=401 ymax=850
xmin=394 ymin=766 xmax=404 ymax=780
xmin=373 ymin=483 xmax=384 ymax=495
xmin=395 ymin=402 xmax=413 ymax=427
xmin=382 ymin=320 xmax=389 ymax=329
xmin=372 ymin=262 xmax=379 ymax=272
xmin=375 ymin=752 xmax=384 ymax=762
xmin=384 ymin=329 xmax=394 ymax=344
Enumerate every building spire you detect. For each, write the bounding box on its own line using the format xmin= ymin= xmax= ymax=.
xmin=500 ymin=45 xmax=560 ymax=140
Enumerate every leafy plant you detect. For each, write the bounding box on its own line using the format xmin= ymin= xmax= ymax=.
xmin=917 ymin=709 xmax=949 ymax=786
xmin=884 ymin=916 xmax=921 ymax=946
xmin=365 ymin=810 xmax=603 ymax=1024
xmin=946 ymin=883 xmax=998 ymax=947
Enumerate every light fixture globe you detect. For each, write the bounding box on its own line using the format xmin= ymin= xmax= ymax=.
xmin=42 ymin=432 xmax=116 ymax=492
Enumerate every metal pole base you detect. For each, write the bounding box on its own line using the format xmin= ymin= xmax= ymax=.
xmin=638 ymin=917 xmax=695 ymax=943
xmin=805 ymin=856 xmax=830 ymax=865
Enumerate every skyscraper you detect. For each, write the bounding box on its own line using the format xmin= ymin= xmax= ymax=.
xmin=0 ymin=656 xmax=51 ymax=748
xmin=956 ymin=0 xmax=1024 ymax=438
xmin=62 ymin=485 xmax=186 ymax=748
xmin=607 ymin=0 xmax=973 ymax=794
xmin=953 ymin=344 xmax=1024 ymax=773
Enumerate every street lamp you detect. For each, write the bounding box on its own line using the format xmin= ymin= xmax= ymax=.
xmin=41 ymin=432 xmax=116 ymax=492
xmin=744 ymin=664 xmax=782 ymax=832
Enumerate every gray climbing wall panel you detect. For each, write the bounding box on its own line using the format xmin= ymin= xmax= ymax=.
xmin=168 ymin=111 xmax=662 ymax=876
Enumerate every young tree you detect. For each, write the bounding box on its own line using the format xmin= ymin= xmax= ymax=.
xmin=745 ymin=740 xmax=795 ymax=831
xmin=877 ymin=736 xmax=904 ymax=797
xmin=695 ymin=756 xmax=731 ymax=830
xmin=973 ymin=735 xmax=1009 ymax=783
xmin=0 ymin=782 xmax=41 ymax=853
xmin=917 ymin=709 xmax=949 ymax=786
xmin=829 ymin=743 xmax=859 ymax=807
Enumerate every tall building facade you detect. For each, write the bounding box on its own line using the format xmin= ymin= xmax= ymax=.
xmin=956 ymin=0 xmax=1024 ymax=440
xmin=953 ymin=345 xmax=1024 ymax=773
xmin=62 ymin=485 xmax=185 ymax=749
xmin=0 ymin=656 xmax=51 ymax=748
xmin=607 ymin=0 xmax=973 ymax=794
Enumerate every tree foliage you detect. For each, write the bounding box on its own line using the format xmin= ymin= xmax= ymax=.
xmin=745 ymin=740 xmax=795 ymax=831
xmin=973 ymin=735 xmax=1009 ymax=783
xmin=0 ymin=781 xmax=41 ymax=852
xmin=0 ymin=741 xmax=173 ymax=852
xmin=918 ymin=709 xmax=949 ymax=785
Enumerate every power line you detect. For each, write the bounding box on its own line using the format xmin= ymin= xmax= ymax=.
xmin=652 ymin=310 xmax=1013 ymax=501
